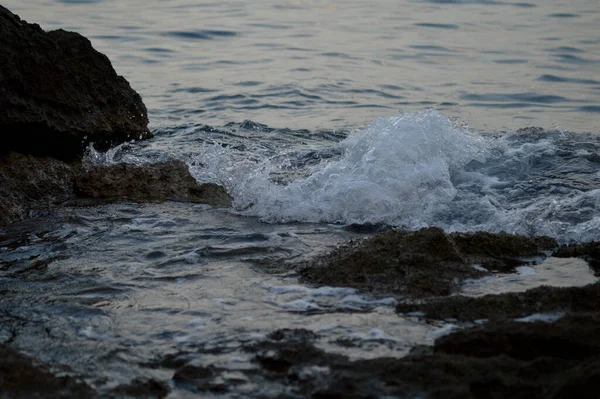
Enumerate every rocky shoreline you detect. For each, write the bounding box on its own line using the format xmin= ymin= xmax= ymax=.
xmin=155 ymin=232 xmax=600 ymax=398
xmin=0 ymin=5 xmax=230 ymax=227
xmin=1 ymin=4 xmax=600 ymax=398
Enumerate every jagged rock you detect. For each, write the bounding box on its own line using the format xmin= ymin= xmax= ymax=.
xmin=434 ymin=312 xmax=600 ymax=360
xmin=0 ymin=5 xmax=151 ymax=161
xmin=0 ymin=152 xmax=75 ymax=226
xmin=163 ymin=322 xmax=600 ymax=398
xmin=0 ymin=344 xmax=99 ymax=398
xmin=109 ymin=377 xmax=170 ymax=399
xmin=299 ymin=227 xmax=557 ymax=298
xmin=0 ymin=154 xmax=231 ymax=226
xmin=397 ymin=281 xmax=600 ymax=321
xmin=75 ymin=160 xmax=232 ymax=207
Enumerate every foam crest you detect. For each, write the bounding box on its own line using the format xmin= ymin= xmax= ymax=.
xmin=194 ymin=110 xmax=486 ymax=226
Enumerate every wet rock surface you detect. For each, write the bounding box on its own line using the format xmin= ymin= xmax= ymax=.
xmin=109 ymin=377 xmax=170 ymax=399
xmin=397 ymin=281 xmax=600 ymax=321
xmin=158 ymin=323 xmax=600 ymax=398
xmin=75 ymin=159 xmax=232 ymax=207
xmin=0 ymin=156 xmax=232 ymax=226
xmin=0 ymin=6 xmax=151 ymax=161
xmin=299 ymin=227 xmax=557 ymax=298
xmin=0 ymin=152 xmax=75 ymax=226
xmin=0 ymin=344 xmax=98 ymax=399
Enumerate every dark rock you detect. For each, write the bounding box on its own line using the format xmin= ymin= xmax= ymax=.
xmin=0 ymin=6 xmax=151 ymax=161
xmin=397 ymin=282 xmax=600 ymax=321
xmin=75 ymin=159 xmax=232 ymax=207
xmin=299 ymin=227 xmax=556 ymax=298
xmin=0 ymin=152 xmax=75 ymax=226
xmin=0 ymin=344 xmax=98 ymax=398
xmin=207 ymin=322 xmax=600 ymax=398
xmin=150 ymin=319 xmax=600 ymax=398
xmin=0 ymin=154 xmax=231 ymax=226
xmin=109 ymin=377 xmax=170 ymax=399
xmin=435 ymin=313 xmax=600 ymax=361
xmin=249 ymin=329 xmax=327 ymax=374
xmin=452 ymin=231 xmax=557 ymax=272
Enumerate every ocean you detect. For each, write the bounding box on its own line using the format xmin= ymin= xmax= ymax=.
xmin=1 ymin=0 xmax=600 ymax=396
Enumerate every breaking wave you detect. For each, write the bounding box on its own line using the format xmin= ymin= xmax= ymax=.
xmin=188 ymin=110 xmax=600 ymax=242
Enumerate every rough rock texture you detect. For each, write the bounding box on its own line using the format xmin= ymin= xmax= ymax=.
xmin=434 ymin=312 xmax=600 ymax=360
xmin=0 ymin=344 xmax=98 ymax=399
xmin=397 ymin=281 xmax=600 ymax=321
xmin=0 ymin=5 xmax=151 ymax=161
xmin=160 ymin=324 xmax=600 ymax=398
xmin=299 ymin=227 xmax=557 ymax=298
xmin=0 ymin=152 xmax=75 ymax=226
xmin=0 ymin=155 xmax=231 ymax=226
xmin=109 ymin=377 xmax=170 ymax=398
xmin=75 ymin=160 xmax=232 ymax=207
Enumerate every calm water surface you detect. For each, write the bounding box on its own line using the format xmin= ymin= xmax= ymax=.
xmin=6 ymin=0 xmax=600 ymax=131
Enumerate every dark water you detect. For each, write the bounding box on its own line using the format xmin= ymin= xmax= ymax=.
xmin=1 ymin=0 xmax=600 ymax=396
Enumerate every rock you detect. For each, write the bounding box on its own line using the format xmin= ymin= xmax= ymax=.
xmin=109 ymin=377 xmax=170 ymax=398
xmin=299 ymin=227 xmax=556 ymax=298
xmin=397 ymin=282 xmax=600 ymax=321
xmin=435 ymin=312 xmax=600 ymax=360
xmin=162 ymin=323 xmax=600 ymax=398
xmin=75 ymin=159 xmax=232 ymax=207
xmin=452 ymin=231 xmax=557 ymax=273
xmin=0 ymin=6 xmax=151 ymax=161
xmin=0 ymin=152 xmax=75 ymax=226
xmin=249 ymin=329 xmax=326 ymax=374
xmin=0 ymin=344 xmax=99 ymax=398
xmin=0 ymin=154 xmax=231 ymax=226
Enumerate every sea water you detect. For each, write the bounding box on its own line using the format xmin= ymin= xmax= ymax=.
xmin=1 ymin=0 xmax=600 ymax=396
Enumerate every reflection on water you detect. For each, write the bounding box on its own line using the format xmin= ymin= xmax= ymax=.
xmin=4 ymin=0 xmax=600 ymax=131
xmin=0 ymin=203 xmax=430 ymax=392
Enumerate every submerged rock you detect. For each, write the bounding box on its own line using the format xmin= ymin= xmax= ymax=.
xmin=0 ymin=344 xmax=98 ymax=398
xmin=0 ymin=6 xmax=151 ymax=161
xmin=163 ymin=323 xmax=600 ymax=398
xmin=75 ymin=160 xmax=232 ymax=207
xmin=299 ymin=227 xmax=557 ymax=298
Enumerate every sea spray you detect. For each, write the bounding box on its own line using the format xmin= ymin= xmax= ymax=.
xmin=80 ymin=111 xmax=600 ymax=242
xmin=191 ymin=110 xmax=487 ymax=226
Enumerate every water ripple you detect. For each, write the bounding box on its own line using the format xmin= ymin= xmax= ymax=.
xmin=164 ymin=30 xmax=238 ymax=40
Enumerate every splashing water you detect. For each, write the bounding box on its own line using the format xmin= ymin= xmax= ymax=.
xmin=191 ymin=110 xmax=486 ymax=226
xmin=186 ymin=110 xmax=600 ymax=242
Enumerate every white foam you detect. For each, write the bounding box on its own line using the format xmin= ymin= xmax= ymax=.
xmin=430 ymin=324 xmax=458 ymax=339
xmin=515 ymin=312 xmax=565 ymax=323
xmin=267 ymin=285 xmax=311 ymax=295
xmin=516 ymin=266 xmax=537 ymax=276
xmin=279 ymin=299 xmax=320 ymax=311
xmin=348 ymin=328 xmax=404 ymax=343
xmin=193 ymin=110 xmax=486 ymax=226
xmin=309 ymin=286 xmax=356 ymax=297
xmin=339 ymin=295 xmax=398 ymax=307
